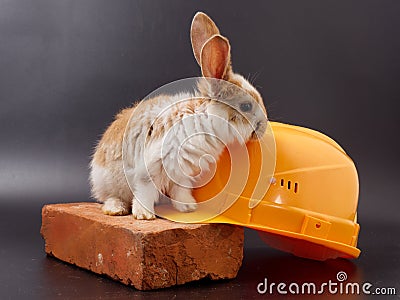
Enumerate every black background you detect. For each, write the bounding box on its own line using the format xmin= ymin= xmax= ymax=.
xmin=1 ymin=0 xmax=399 ymax=299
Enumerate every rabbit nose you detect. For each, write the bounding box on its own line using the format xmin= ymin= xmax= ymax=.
xmin=255 ymin=121 xmax=261 ymax=131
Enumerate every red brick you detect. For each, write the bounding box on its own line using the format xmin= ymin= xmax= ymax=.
xmin=41 ymin=203 xmax=244 ymax=290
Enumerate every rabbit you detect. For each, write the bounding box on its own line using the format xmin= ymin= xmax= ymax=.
xmin=89 ymin=12 xmax=268 ymax=220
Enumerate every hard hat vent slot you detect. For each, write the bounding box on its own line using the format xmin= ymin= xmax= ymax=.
xmin=280 ymin=178 xmax=299 ymax=193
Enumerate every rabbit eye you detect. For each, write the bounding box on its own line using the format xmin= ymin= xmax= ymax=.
xmin=239 ymin=102 xmax=252 ymax=112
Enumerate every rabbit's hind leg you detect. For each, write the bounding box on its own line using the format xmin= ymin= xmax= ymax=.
xmin=102 ymin=197 xmax=131 ymax=216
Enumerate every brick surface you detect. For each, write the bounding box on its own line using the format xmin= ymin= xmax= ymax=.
xmin=41 ymin=203 xmax=244 ymax=290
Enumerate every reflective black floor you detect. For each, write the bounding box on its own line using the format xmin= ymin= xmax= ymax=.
xmin=0 ymin=201 xmax=399 ymax=300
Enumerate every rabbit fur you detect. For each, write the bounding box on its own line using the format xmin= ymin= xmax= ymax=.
xmin=90 ymin=12 xmax=268 ymax=219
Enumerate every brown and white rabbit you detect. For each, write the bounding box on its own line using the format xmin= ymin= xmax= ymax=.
xmin=89 ymin=12 xmax=268 ymax=219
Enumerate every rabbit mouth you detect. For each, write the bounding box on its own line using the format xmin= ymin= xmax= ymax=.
xmin=250 ymin=121 xmax=265 ymax=140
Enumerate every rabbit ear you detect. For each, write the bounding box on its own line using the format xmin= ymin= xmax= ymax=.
xmin=191 ymin=12 xmax=220 ymax=65
xmin=200 ymin=34 xmax=231 ymax=79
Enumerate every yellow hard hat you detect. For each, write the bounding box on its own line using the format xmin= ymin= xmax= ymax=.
xmin=158 ymin=122 xmax=360 ymax=261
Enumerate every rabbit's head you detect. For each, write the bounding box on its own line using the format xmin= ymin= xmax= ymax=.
xmin=191 ymin=12 xmax=267 ymax=142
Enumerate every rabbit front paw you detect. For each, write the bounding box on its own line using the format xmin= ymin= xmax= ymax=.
xmin=173 ymin=201 xmax=198 ymax=213
xmin=170 ymin=186 xmax=198 ymax=213
xmin=132 ymin=200 xmax=156 ymax=220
